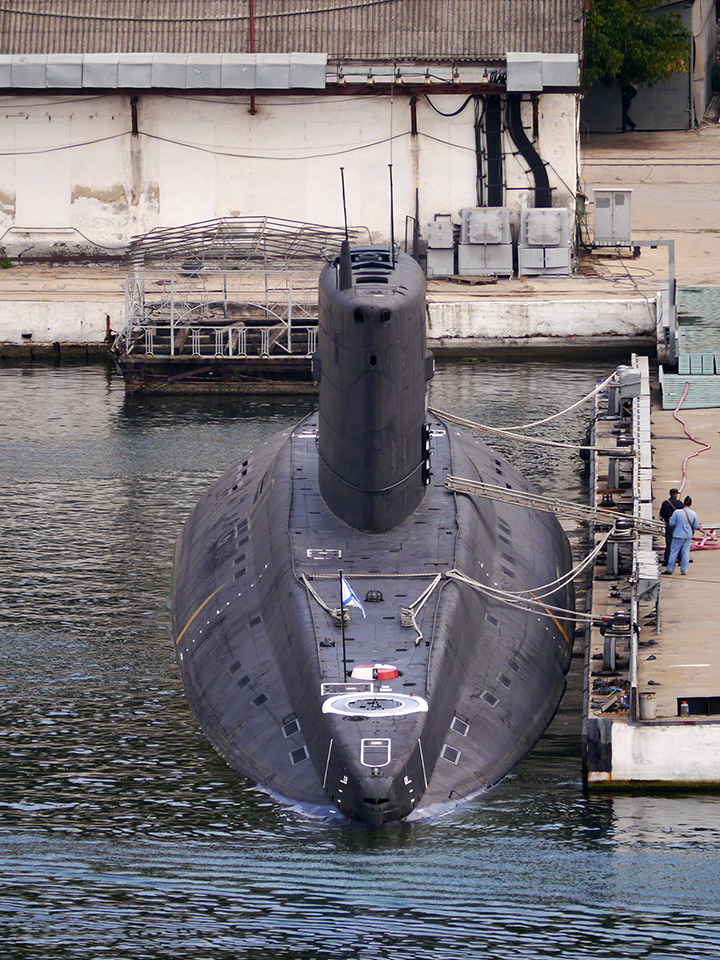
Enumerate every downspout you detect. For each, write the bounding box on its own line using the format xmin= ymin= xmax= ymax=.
xmin=249 ymin=0 xmax=257 ymax=115
xmin=506 ymin=93 xmax=551 ymax=207
xmin=484 ymin=95 xmax=503 ymax=206
xmin=410 ymin=96 xmax=420 ymax=256
xmin=129 ymin=95 xmax=143 ymax=233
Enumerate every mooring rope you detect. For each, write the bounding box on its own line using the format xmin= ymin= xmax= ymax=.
xmin=400 ymin=573 xmax=443 ymax=645
xmin=428 ymin=369 xmax=618 ymax=451
xmin=495 ymin=371 xmax=617 ymax=432
xmin=429 ymin=406 xmax=618 ymax=453
xmin=446 ymin=569 xmax=593 ymax=624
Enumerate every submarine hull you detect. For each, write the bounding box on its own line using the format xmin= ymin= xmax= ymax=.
xmin=171 ymin=411 xmax=573 ymax=824
xmin=171 ymin=247 xmax=574 ymax=825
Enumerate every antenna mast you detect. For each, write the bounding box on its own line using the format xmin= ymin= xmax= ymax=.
xmin=338 ymin=167 xmax=352 ymax=290
xmin=389 ymin=163 xmax=395 ymax=266
xmin=340 ymin=167 xmax=349 ymax=242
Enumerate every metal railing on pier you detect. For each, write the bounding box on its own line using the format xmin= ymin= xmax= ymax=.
xmin=121 ymin=265 xmax=320 ymax=360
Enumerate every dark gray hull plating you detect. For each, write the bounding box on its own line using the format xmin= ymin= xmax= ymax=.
xmin=171 ymin=412 xmax=574 ymax=825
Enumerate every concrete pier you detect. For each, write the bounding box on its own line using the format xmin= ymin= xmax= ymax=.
xmin=0 ymin=260 xmax=660 ymax=356
xmin=584 ymin=358 xmax=720 ymax=788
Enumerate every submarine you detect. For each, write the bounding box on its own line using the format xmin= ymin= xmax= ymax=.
xmin=171 ymin=243 xmax=574 ymax=825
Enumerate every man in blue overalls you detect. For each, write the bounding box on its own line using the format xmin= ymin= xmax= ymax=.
xmin=663 ymin=496 xmax=700 ymax=576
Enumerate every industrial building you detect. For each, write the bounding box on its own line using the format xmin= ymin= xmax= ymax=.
xmin=0 ymin=1 xmax=584 ymax=259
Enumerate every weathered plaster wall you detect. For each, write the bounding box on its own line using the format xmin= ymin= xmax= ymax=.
xmin=0 ymin=90 xmax=579 ymax=256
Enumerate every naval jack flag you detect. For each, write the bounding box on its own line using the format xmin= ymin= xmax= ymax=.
xmin=341 ymin=575 xmax=366 ymax=618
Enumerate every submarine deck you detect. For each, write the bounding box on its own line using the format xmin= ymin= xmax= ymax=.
xmin=289 ymin=414 xmax=456 ymax=690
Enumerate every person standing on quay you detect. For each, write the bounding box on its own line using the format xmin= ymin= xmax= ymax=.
xmin=659 ymin=487 xmax=683 ymax=566
xmin=663 ymin=496 xmax=700 ymax=576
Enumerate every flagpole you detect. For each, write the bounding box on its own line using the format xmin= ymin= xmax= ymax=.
xmin=339 ymin=568 xmax=347 ymax=680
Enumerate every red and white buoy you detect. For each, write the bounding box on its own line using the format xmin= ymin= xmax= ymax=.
xmin=351 ymin=663 xmax=400 ymax=681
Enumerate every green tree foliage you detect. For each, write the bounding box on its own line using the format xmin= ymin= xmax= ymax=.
xmin=585 ymin=0 xmax=690 ymax=87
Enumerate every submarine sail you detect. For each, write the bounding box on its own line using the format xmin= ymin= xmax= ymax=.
xmin=171 ymin=245 xmax=574 ymax=825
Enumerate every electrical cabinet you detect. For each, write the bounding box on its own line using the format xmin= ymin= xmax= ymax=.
xmin=593 ymin=189 xmax=632 ymax=246
xmin=456 ymin=207 xmax=513 ymax=277
xmin=517 ymin=207 xmax=572 ymax=276
xmin=426 ymin=214 xmax=454 ymax=276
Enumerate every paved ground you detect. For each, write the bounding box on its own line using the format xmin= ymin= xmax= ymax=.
xmin=643 ymin=401 xmax=720 ymax=717
xmin=580 ymin=125 xmax=720 ymax=288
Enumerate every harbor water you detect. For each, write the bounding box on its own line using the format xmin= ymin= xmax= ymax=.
xmin=3 ymin=357 xmax=720 ymax=959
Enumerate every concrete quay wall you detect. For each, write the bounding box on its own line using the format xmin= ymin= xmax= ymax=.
xmin=0 ymin=298 xmax=120 ymax=346
xmin=0 ymin=292 xmax=656 ymax=350
xmin=427 ymin=298 xmax=654 ymax=341
xmin=588 ymin=719 xmax=720 ymax=787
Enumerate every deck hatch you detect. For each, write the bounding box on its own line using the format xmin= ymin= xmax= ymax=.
xmin=282 ymin=717 xmax=301 ymax=737
xmin=361 ymin=738 xmax=391 ymax=767
xmin=290 ymin=746 xmax=309 ymax=765
xmin=323 ymin=693 xmax=428 ymax=717
xmin=450 ymin=716 xmax=469 ymax=737
xmin=441 ymin=744 xmax=461 ymax=764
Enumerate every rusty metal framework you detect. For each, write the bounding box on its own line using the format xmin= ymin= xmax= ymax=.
xmin=118 ymin=216 xmax=374 ymax=364
xmin=122 ymin=264 xmax=322 ymax=359
xmin=127 ymin=216 xmax=371 ymax=269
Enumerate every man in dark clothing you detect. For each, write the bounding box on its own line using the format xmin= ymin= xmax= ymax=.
xmin=659 ymin=488 xmax=683 ymax=565
xmin=621 ymin=83 xmax=637 ymax=132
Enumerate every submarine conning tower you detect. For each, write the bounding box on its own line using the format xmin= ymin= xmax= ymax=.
xmin=315 ymin=244 xmax=434 ymax=533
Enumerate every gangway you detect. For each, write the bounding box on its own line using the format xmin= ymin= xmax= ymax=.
xmin=444 ymin=476 xmax=664 ymax=537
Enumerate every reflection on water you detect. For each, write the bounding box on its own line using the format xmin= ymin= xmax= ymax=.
xmin=3 ymin=358 xmax=720 ymax=959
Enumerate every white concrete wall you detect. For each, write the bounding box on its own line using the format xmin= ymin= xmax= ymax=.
xmin=428 ymin=298 xmax=655 ymax=340
xmin=0 ymin=294 xmax=654 ymax=346
xmin=0 ymin=299 xmax=120 ymax=344
xmin=612 ymin=721 xmax=720 ymax=783
xmin=0 ymin=90 xmax=579 ymax=256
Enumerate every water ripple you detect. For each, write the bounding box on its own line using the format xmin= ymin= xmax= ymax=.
xmin=4 ymin=359 xmax=720 ymax=958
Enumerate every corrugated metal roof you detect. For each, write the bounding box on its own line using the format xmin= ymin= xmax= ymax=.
xmin=0 ymin=1 xmax=585 ymax=60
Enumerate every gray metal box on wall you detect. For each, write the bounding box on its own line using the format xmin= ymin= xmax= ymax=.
xmin=426 ymin=214 xmax=455 ymax=276
xmin=427 ymin=216 xmax=454 ymax=249
xmin=46 ymin=54 xmax=83 ymax=88
xmin=506 ymin=52 xmax=543 ymax=92
xmin=517 ymin=207 xmax=572 ymax=276
xmin=457 ymin=207 xmax=513 ymax=276
xmin=541 ymin=54 xmax=579 ymax=88
xmin=593 ymin=189 xmax=632 ymax=246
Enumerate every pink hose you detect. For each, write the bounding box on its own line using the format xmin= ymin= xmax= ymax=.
xmin=673 ymin=382 xmax=712 ymax=495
